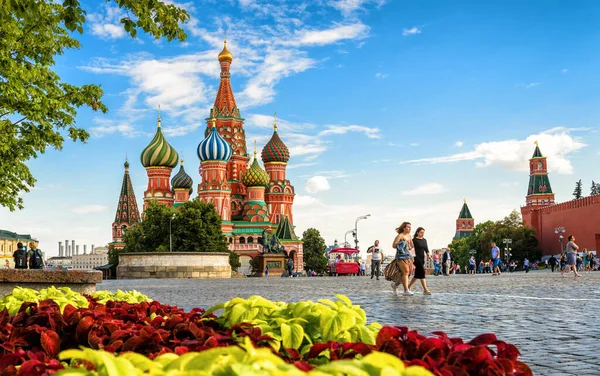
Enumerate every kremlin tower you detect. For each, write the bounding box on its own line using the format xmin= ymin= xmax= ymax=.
xmin=110 ymin=159 xmax=141 ymax=250
xmin=524 ymin=142 xmax=555 ymax=207
xmin=454 ymin=199 xmax=474 ymax=240
xmin=171 ymin=159 xmax=193 ymax=208
xmin=140 ymin=112 xmax=179 ymax=210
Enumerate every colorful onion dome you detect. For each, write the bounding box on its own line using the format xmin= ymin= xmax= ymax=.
xmin=197 ymin=120 xmax=232 ymax=162
xmin=218 ymin=40 xmax=233 ymax=63
xmin=140 ymin=115 xmax=179 ymax=168
xmin=242 ymin=151 xmax=270 ymax=187
xmin=171 ymin=159 xmax=193 ymax=191
xmin=261 ymin=117 xmax=290 ymax=163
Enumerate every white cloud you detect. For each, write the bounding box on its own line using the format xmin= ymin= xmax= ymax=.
xmin=402 ymin=27 xmax=421 ymax=36
xmin=288 ymin=23 xmax=369 ymax=46
xmin=561 ymin=69 xmax=568 ymax=73
xmin=329 ymin=0 xmax=386 ymax=16
xmin=319 ymin=125 xmax=381 ymax=139
xmin=305 ymin=176 xmax=331 ymax=193
xmin=409 ymin=143 xmax=419 ymax=147
xmin=399 ymin=127 xmax=587 ymax=174
xmin=375 ymin=72 xmax=388 ymax=79
xmin=88 ymin=4 xmax=127 ymax=40
xmin=518 ymin=82 xmax=541 ymax=88
xmin=402 ymin=183 xmax=446 ymax=196
xmin=295 ymin=195 xmax=320 ymax=206
xmin=71 ymin=205 xmax=109 ymax=214
xmin=455 ymin=141 xmax=464 ymax=147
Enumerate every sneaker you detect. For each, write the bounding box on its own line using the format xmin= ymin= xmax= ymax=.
xmin=402 ymin=290 xmax=414 ymax=296
xmin=391 ymin=282 xmax=397 ymax=295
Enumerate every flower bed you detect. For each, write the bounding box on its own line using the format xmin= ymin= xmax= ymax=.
xmin=0 ymin=288 xmax=532 ymax=376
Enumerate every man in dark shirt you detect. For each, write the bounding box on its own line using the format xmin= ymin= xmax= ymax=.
xmin=13 ymin=242 xmax=28 ymax=269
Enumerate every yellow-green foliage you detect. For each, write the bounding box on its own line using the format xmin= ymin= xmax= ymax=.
xmin=55 ymin=339 xmax=433 ymax=376
xmin=0 ymin=287 xmax=151 ymax=315
xmin=205 ymin=294 xmax=382 ymax=353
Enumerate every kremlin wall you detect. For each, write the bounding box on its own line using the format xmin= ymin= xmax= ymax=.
xmin=521 ymin=144 xmax=600 ymax=255
xmin=109 ymin=40 xmax=303 ymax=276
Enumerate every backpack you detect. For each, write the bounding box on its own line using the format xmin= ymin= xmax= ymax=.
xmin=14 ymin=250 xmax=27 ymax=269
xmin=29 ymin=249 xmax=43 ymax=269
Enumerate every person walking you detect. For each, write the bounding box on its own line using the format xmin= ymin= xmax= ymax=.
xmin=265 ymin=266 xmax=269 ymax=277
xmin=524 ymin=258 xmax=530 ymax=273
xmin=561 ymin=235 xmax=582 ymax=278
xmin=491 ymin=243 xmax=501 ymax=276
xmin=468 ymin=256 xmax=476 ymax=275
xmin=287 ymin=258 xmax=294 ymax=278
xmin=360 ymin=262 xmax=366 ymax=276
xmin=27 ymin=242 xmax=45 ymax=270
xmin=432 ymin=250 xmax=440 ymax=276
xmin=584 ymin=250 xmax=592 ymax=273
xmin=388 ymin=222 xmax=414 ymax=295
xmin=13 ymin=242 xmax=28 ymax=270
xmin=442 ymin=248 xmax=452 ymax=276
xmin=548 ymin=255 xmax=557 ymax=272
xmin=407 ymin=227 xmax=433 ymax=295
xmin=367 ymin=240 xmax=383 ymax=280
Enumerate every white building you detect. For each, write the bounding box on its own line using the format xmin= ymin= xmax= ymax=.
xmin=72 ymin=247 xmax=109 ymax=270
xmin=46 ymin=256 xmax=72 ymax=270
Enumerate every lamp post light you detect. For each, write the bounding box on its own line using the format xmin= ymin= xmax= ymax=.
xmin=502 ymin=238 xmax=512 ymax=271
xmin=344 ymin=230 xmax=355 ymax=248
xmin=554 ymin=226 xmax=566 ymax=253
xmin=354 ymin=214 xmax=371 ymax=250
xmin=169 ymin=214 xmax=176 ymax=252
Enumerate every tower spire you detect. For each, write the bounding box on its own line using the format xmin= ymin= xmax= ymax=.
xmin=157 ymin=105 xmax=161 ymax=128
xmin=111 ymin=160 xmax=141 ymax=249
xmin=274 ymin=111 xmax=277 ymax=132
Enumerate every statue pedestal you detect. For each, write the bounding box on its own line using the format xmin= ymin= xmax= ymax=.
xmin=255 ymin=253 xmax=286 ymax=277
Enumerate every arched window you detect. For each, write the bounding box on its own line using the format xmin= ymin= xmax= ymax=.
xmin=229 ymin=238 xmax=233 ymax=244
xmin=247 ymin=237 xmax=254 ymax=244
xmin=239 ymin=237 xmax=246 ymax=244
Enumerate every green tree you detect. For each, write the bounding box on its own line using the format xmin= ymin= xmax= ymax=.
xmin=573 ymin=179 xmax=583 ymax=199
xmin=301 ymin=228 xmax=328 ymax=273
xmin=591 ymin=181 xmax=598 ymax=196
xmin=0 ymin=0 xmax=189 ymax=210
xmin=229 ymin=251 xmax=241 ymax=272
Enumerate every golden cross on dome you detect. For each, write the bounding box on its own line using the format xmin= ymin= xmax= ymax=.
xmin=464 ymin=198 xmax=466 ymax=203
xmin=224 ymin=30 xmax=227 ymax=42
xmin=157 ymin=105 xmax=162 ymax=127
xmin=274 ymin=111 xmax=277 ymax=131
xmin=534 ymin=140 xmax=538 ymax=145
xmin=211 ymin=118 xmax=217 ymax=128
xmin=253 ymin=140 xmax=257 ymax=157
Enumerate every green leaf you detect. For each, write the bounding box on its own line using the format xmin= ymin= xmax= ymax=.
xmin=281 ymin=322 xmax=304 ymax=349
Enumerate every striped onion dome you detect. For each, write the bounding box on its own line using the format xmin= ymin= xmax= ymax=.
xmin=197 ymin=123 xmax=232 ymax=162
xmin=140 ymin=118 xmax=179 ymax=168
xmin=261 ymin=122 xmax=290 ymax=163
xmin=171 ymin=160 xmax=193 ymax=192
xmin=242 ymin=152 xmax=270 ymax=187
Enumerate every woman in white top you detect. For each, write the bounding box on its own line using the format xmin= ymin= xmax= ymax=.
xmin=561 ymin=235 xmax=582 ymax=278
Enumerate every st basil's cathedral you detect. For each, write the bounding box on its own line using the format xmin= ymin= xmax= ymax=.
xmin=110 ymin=40 xmax=303 ymax=275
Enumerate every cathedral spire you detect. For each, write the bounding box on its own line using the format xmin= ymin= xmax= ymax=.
xmin=111 ymin=159 xmax=141 ymax=249
xmin=211 ymin=39 xmax=239 ymax=119
xmin=525 ymin=143 xmax=555 ymax=206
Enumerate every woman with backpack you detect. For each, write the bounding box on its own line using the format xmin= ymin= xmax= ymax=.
xmin=27 ymin=242 xmax=45 ymax=270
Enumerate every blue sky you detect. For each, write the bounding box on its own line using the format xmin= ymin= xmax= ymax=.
xmin=2 ymin=0 xmax=599 ymax=256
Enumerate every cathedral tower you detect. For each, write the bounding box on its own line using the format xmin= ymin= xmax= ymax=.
xmin=241 ymin=148 xmax=271 ymax=223
xmin=171 ymin=159 xmax=193 ymax=208
xmin=140 ymin=112 xmax=179 ymax=210
xmin=524 ymin=142 xmax=555 ymax=207
xmin=262 ymin=116 xmax=295 ymax=225
xmin=197 ymin=119 xmax=233 ymax=234
xmin=207 ymin=40 xmax=249 ymax=218
xmin=454 ymin=199 xmax=474 ymax=240
xmin=111 ymin=159 xmax=140 ymax=249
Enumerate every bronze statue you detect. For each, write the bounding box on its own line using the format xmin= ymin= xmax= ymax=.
xmin=261 ymin=229 xmax=284 ymax=254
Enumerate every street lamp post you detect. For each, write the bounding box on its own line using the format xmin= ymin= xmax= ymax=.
xmin=344 ymin=230 xmax=355 ymax=248
xmin=169 ymin=214 xmax=176 ymax=252
xmin=502 ymin=238 xmax=512 ymax=271
xmin=554 ymin=226 xmax=565 ymax=254
xmin=354 ymin=214 xmax=371 ymax=249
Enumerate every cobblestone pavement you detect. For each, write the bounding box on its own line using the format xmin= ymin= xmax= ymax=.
xmin=100 ymin=271 xmax=600 ymax=375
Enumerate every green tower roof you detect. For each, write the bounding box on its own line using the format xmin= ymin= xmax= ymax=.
xmin=275 ymin=216 xmax=297 ymax=241
xmin=532 ymin=144 xmax=543 ymax=158
xmin=241 ymin=151 xmax=270 ymax=187
xmin=140 ymin=116 xmax=179 ymax=168
xmin=458 ymin=201 xmax=473 ymax=219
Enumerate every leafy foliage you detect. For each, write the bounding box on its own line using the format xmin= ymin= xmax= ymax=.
xmin=573 ymin=179 xmax=583 ymax=199
xmin=206 ymin=294 xmax=381 ymax=353
xmin=229 ymin=251 xmax=241 ymax=272
xmin=591 ymin=181 xmax=598 ymax=196
xmin=448 ymin=210 xmax=540 ymax=267
xmin=122 ymin=200 xmax=229 ymax=256
xmin=301 ymin=228 xmax=328 ymax=274
xmin=0 ymin=0 xmax=189 ymax=210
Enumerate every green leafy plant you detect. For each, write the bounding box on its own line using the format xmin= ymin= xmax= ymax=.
xmin=0 ymin=287 xmax=151 ymax=315
xmin=54 ymin=339 xmax=432 ymax=375
xmin=206 ymin=294 xmax=381 ymax=353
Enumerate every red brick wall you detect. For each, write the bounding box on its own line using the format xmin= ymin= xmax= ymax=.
xmin=524 ymin=196 xmax=600 ymax=255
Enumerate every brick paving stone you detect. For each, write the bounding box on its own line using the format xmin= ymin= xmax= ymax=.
xmin=100 ymin=270 xmax=600 ymax=375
